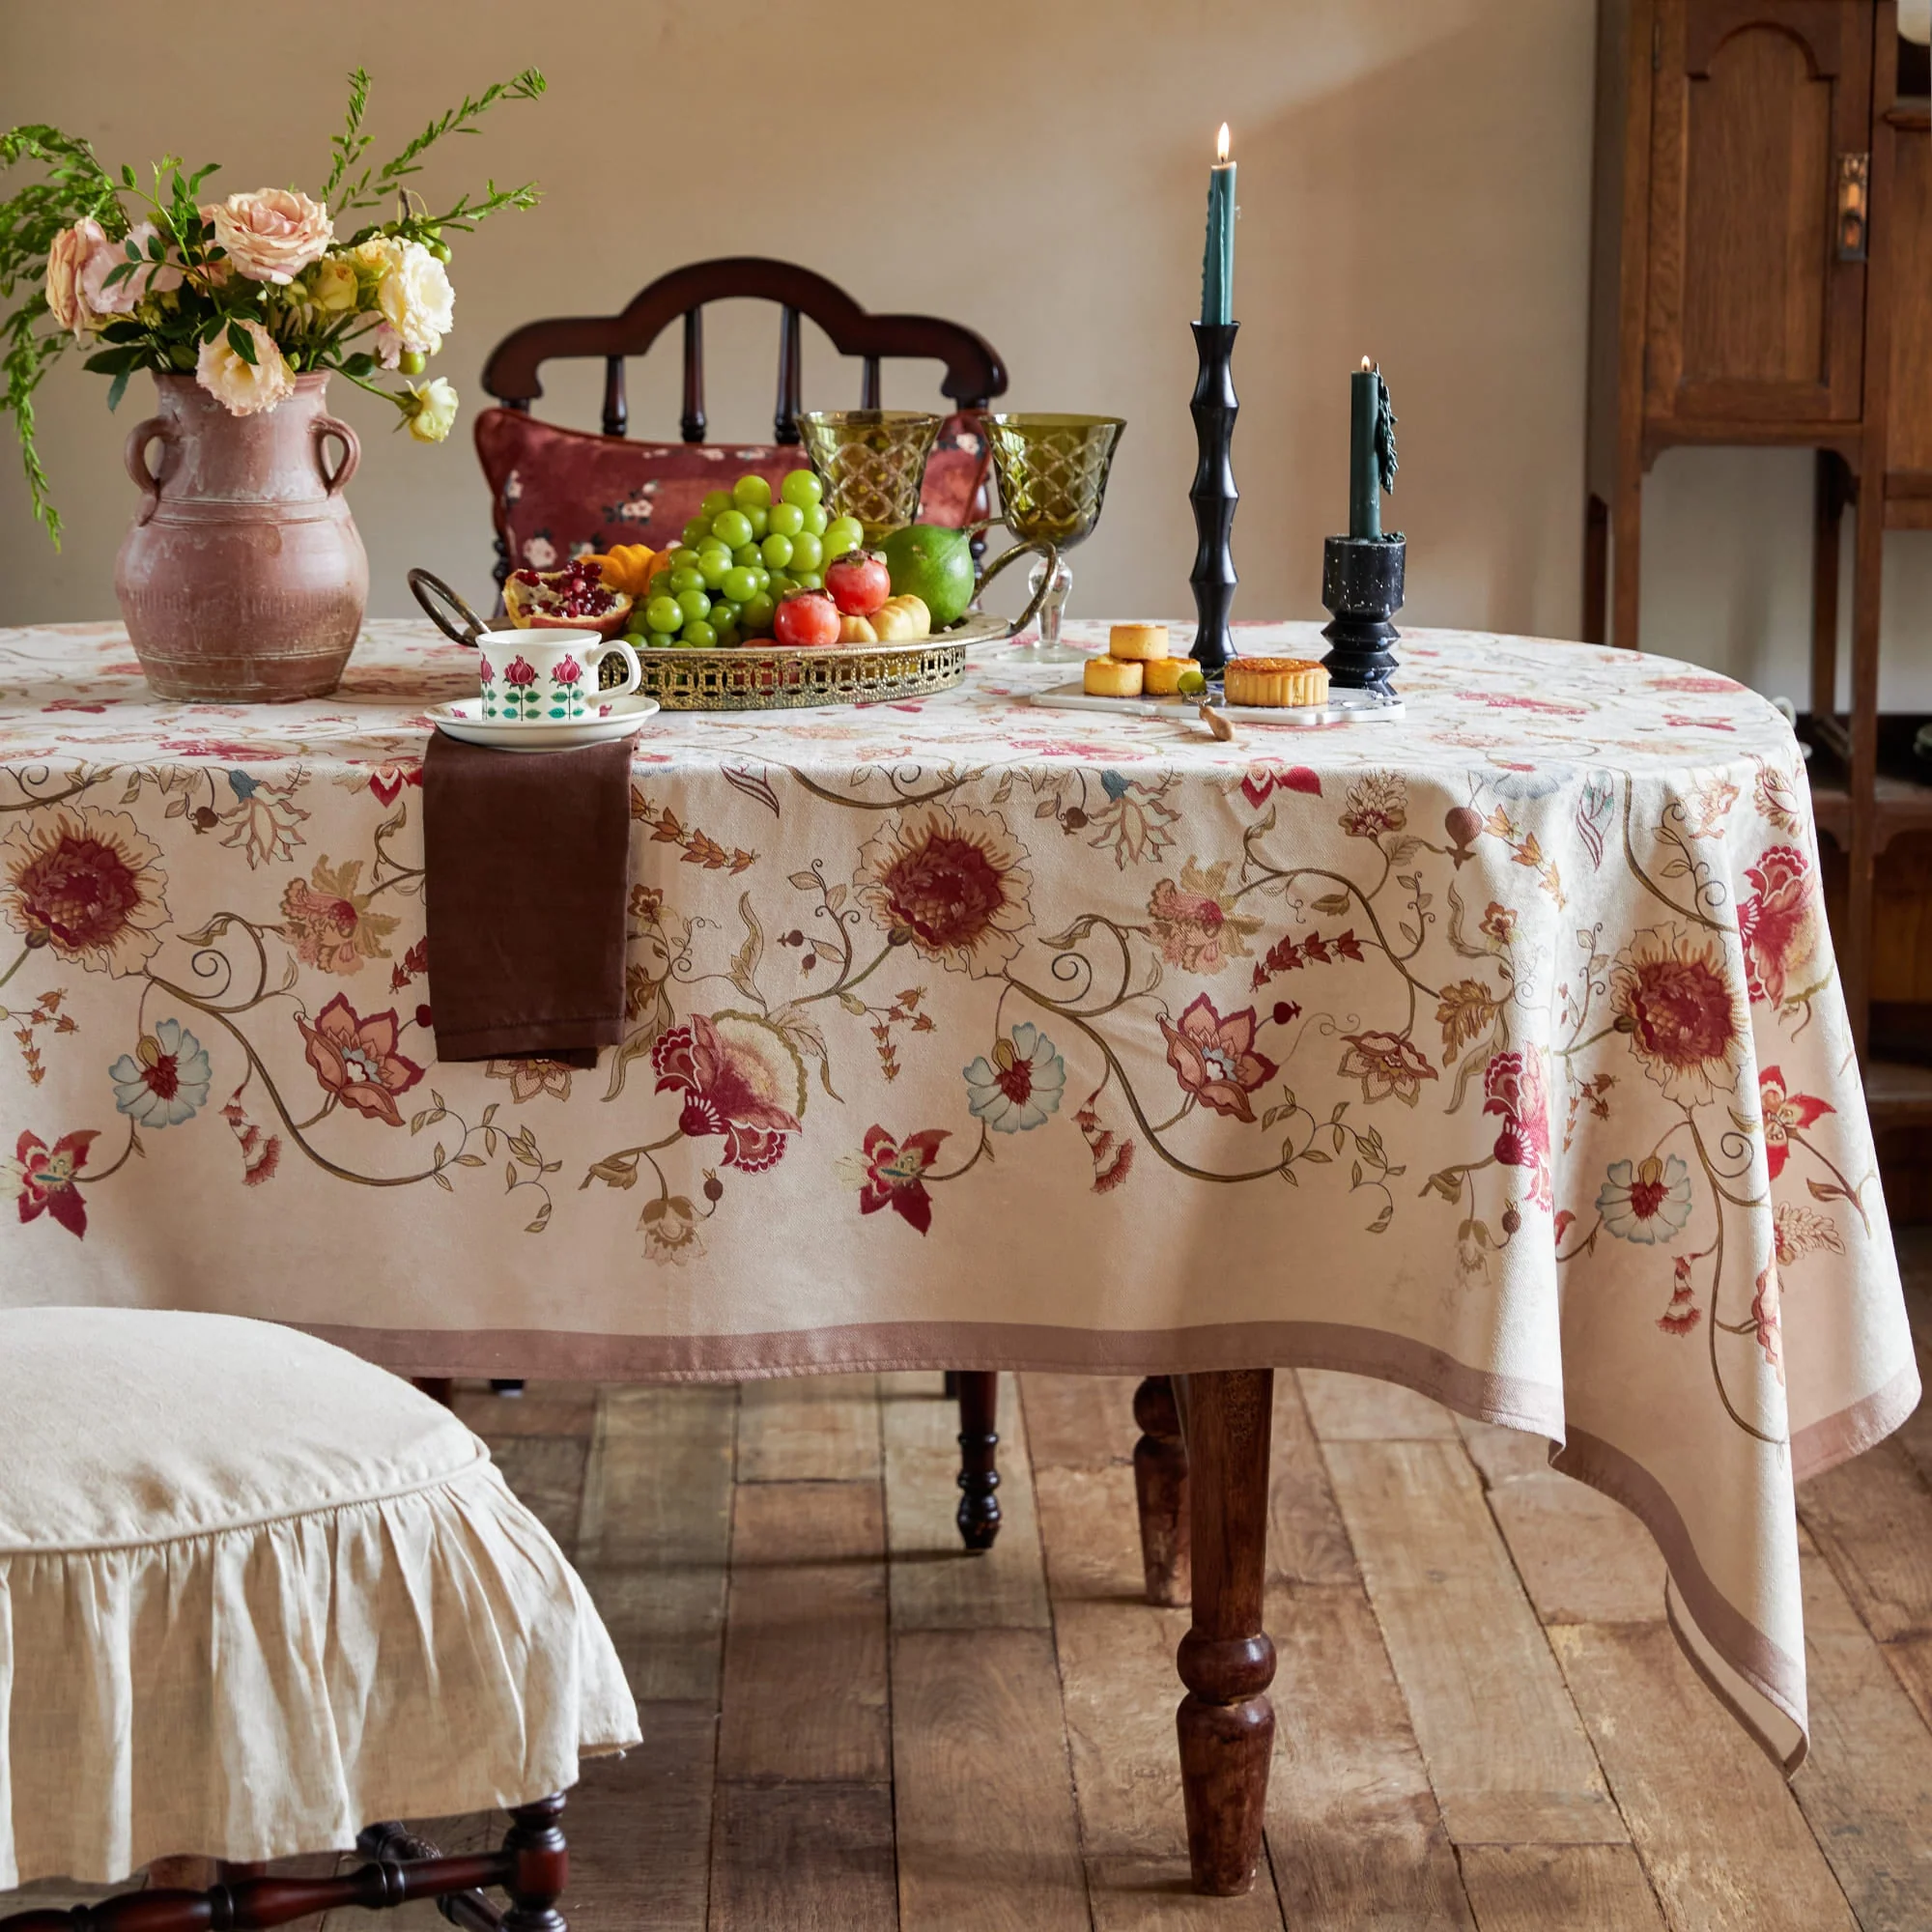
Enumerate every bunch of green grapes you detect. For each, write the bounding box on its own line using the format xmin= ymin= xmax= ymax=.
xmin=630 ymin=469 xmax=867 ymax=648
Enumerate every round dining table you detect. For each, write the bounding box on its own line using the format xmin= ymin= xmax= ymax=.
xmin=0 ymin=614 xmax=1916 ymax=1894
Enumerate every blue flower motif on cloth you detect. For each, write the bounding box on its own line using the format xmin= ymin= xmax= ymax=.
xmin=108 ymin=1017 xmax=211 ymax=1128
xmin=1597 ymin=1153 xmax=1692 ymax=1244
xmin=963 ymin=1023 xmax=1065 ymax=1133
xmin=1100 ymin=771 xmax=1132 ymax=802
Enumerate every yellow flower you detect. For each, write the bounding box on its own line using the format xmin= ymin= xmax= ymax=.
xmin=403 ymin=377 xmax=459 ymax=444
xmin=307 ymin=256 xmax=359 ymax=314
xmin=376 ymin=239 xmax=455 ymax=355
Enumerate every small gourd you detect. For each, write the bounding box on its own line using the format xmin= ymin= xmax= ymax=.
xmin=872 ymin=593 xmax=931 ymax=641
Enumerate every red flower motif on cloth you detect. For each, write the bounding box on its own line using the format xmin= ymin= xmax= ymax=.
xmin=298 ymin=994 xmax=425 ymax=1127
xmin=280 ymin=858 xmax=399 ymax=976
xmin=1751 ymin=1263 xmax=1783 ymax=1385
xmin=1737 ymin=845 xmax=1822 ymax=1009
xmin=1608 ymin=923 xmax=1745 ymax=1107
xmin=366 ymin=764 xmax=422 ymax=808
xmin=1237 ymin=762 xmax=1321 ymax=809
xmin=1160 ymin=994 xmax=1278 ymax=1122
xmin=220 ymin=1089 xmax=282 ymax=1185
xmin=553 ymin=654 xmax=584 ymax=686
xmin=501 ymin=655 xmax=539 ymax=688
xmin=1759 ymin=1066 xmax=1833 ymax=1179
xmin=855 ymin=803 xmax=1033 ymax=978
xmin=853 ymin=1124 xmax=950 ymax=1234
xmin=1337 ymin=1030 xmax=1438 ymax=1107
xmin=1146 ymin=859 xmax=1262 ymax=973
xmin=1648 ymin=673 xmax=1741 ymax=695
xmin=1483 ymin=1048 xmax=1551 ymax=1206
xmin=1339 ymin=772 xmax=1408 ymax=838
xmin=5 ymin=1127 xmax=98 ymax=1237
xmin=653 ymin=1010 xmax=806 ymax=1173
xmin=0 ymin=804 xmax=169 ymax=977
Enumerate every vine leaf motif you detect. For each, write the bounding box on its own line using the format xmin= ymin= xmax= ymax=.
xmin=631 ymin=787 xmax=756 ymax=873
xmin=772 ymin=1002 xmax=842 ymax=1102
xmin=726 ymin=894 xmax=764 ymax=1005
xmin=582 ymin=1150 xmax=641 ymax=1191
xmin=1576 ymin=771 xmax=1616 ymax=870
xmin=722 ymin=763 xmax=782 ymax=817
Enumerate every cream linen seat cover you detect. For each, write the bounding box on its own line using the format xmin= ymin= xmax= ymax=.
xmin=0 ymin=1309 xmax=640 ymax=1889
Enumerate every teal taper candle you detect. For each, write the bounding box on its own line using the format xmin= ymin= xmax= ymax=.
xmin=1201 ymin=124 xmax=1236 ymax=327
xmin=1350 ymin=357 xmax=1381 ymax=540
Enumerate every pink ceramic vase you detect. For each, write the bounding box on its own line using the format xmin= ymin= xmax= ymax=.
xmin=115 ymin=373 xmax=368 ymax=701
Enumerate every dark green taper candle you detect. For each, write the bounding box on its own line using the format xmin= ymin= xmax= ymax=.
xmin=1349 ymin=356 xmax=1381 ymax=540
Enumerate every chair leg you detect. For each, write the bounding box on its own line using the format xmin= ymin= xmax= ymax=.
xmin=1581 ymin=493 xmax=1608 ymax=644
xmin=1133 ymin=1375 xmax=1191 ymax=1605
xmin=501 ymin=1795 xmax=569 ymax=1932
xmin=954 ymin=1369 xmax=1001 ymax=1550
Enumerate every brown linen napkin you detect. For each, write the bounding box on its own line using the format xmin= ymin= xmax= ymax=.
xmin=422 ymin=731 xmax=634 ymax=1062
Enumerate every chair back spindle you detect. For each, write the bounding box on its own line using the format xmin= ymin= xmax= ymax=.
xmin=600 ymin=356 xmax=627 ymax=439
xmin=680 ymin=309 xmax=707 ymax=444
xmin=776 ymin=305 xmax=804 ymax=446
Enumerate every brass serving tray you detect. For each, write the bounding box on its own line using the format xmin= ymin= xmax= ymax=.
xmin=632 ymin=612 xmax=1007 ymax=711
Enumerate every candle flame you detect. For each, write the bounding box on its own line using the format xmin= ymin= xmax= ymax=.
xmin=1361 ymin=355 xmax=1373 ymax=371
xmin=1216 ymin=123 xmax=1231 ymax=163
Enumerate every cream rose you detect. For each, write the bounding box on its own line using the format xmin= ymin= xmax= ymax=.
xmin=403 ymin=377 xmax=459 ymax=444
xmin=305 ymin=255 xmax=359 ymax=314
xmin=376 ymin=239 xmax=455 ymax=355
xmin=205 ymin=188 xmax=333 ymax=284
xmin=195 ymin=320 xmax=297 ymax=416
xmin=81 ymin=221 xmax=183 ymax=319
xmin=44 ymin=218 xmax=108 ymax=335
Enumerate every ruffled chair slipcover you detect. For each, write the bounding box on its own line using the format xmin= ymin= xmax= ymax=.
xmin=0 ymin=1309 xmax=639 ymax=1889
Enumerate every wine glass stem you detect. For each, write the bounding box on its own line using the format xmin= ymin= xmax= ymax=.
xmin=1036 ymin=554 xmax=1072 ymax=649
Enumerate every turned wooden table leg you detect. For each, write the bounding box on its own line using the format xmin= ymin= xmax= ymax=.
xmin=1133 ymin=1374 xmax=1191 ymax=1605
xmin=954 ymin=1368 xmax=1001 ymax=1550
xmin=501 ymin=1794 xmax=569 ymax=1932
xmin=1175 ymin=1368 xmax=1275 ymax=1896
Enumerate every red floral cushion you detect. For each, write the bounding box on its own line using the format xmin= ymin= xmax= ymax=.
xmin=473 ymin=410 xmax=990 ymax=575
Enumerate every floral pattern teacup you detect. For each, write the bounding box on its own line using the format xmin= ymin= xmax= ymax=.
xmin=477 ymin=629 xmax=641 ymax=723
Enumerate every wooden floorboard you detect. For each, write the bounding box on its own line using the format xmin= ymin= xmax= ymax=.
xmin=13 ymin=1357 xmax=1932 ymax=1932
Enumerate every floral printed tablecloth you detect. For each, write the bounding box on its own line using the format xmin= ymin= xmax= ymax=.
xmin=0 ymin=615 xmax=1916 ymax=1768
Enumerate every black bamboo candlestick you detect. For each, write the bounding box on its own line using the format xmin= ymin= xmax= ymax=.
xmin=1188 ymin=321 xmax=1239 ymax=671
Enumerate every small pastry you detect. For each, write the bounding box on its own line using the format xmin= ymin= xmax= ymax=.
xmin=839 ymin=613 xmax=879 ymax=644
xmin=1142 ymin=656 xmax=1191 ymax=695
xmin=1084 ymin=656 xmax=1145 ymax=697
xmin=1108 ymin=622 xmax=1170 ymax=662
xmin=1223 ymin=656 xmax=1330 ymax=708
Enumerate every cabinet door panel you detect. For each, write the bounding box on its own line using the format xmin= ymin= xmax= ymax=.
xmin=1646 ymin=0 xmax=1872 ymax=425
xmin=1887 ymin=127 xmax=1932 ymax=475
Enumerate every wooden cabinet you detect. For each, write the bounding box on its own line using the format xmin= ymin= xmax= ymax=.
xmin=1586 ymin=0 xmax=1932 ymax=1081
xmin=1643 ymin=0 xmax=1870 ymax=428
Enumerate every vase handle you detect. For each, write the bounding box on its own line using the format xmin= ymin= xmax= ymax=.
xmin=124 ymin=416 xmax=175 ymax=527
xmin=313 ymin=414 xmax=360 ymax=496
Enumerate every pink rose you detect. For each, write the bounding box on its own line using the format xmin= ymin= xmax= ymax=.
xmin=554 ymin=654 xmax=583 ymax=685
xmin=81 ymin=221 xmax=183 ymax=319
xmin=44 ymin=219 xmax=107 ymax=335
xmin=501 ymin=656 xmax=538 ymax=687
xmin=204 ymin=188 xmax=333 ymax=284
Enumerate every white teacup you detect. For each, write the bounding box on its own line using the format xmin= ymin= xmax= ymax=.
xmin=476 ymin=629 xmax=641 ymax=724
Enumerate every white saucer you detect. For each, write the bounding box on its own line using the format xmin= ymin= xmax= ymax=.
xmin=429 ymin=693 xmax=660 ymax=753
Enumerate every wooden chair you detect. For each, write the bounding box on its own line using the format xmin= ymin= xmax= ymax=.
xmin=475 ymin=260 xmax=1012 ymax=1549
xmin=476 ymin=254 xmax=1009 ymax=592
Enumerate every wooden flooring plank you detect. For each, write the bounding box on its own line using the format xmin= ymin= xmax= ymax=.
xmin=451 ymin=1379 xmax=599 ymax=1439
xmin=1036 ymin=1462 xmax=1152 ymax=1605
xmin=485 ymin=1433 xmax=589 ymax=1555
xmin=719 ymin=1479 xmax=889 ymax=1784
xmin=1270 ymin=1374 xmax=1356 ymax=1586
xmin=882 ymin=1371 xmax=1050 ymax=1631
xmin=1548 ymin=1622 xmax=1857 ymax=1932
xmin=1299 ymin=1370 xmax=1461 ymax=1442
xmin=1454 ymin=1414 xmax=1555 ymax=1488
xmin=1021 ymin=1372 xmax=1139 ymax=1469
xmin=567 ymin=1705 xmax=715 ymax=1932
xmin=1322 ymin=1440 xmax=1620 ymax=1846
xmin=1798 ymin=1437 xmax=1932 ymax=1643
xmin=709 ymin=1782 xmax=896 ymax=1932
xmin=892 ymin=1628 xmax=1089 ymax=1931
xmin=736 ymin=1372 xmax=881 ymax=1484
xmin=1480 ymin=1469 xmax=1665 ymax=1627
xmin=1789 ymin=1536 xmax=1932 ymax=1931
xmin=1884 ymin=1634 xmax=1932 ymax=1730
xmin=573 ymin=1384 xmax=736 ymax=1702
xmin=1458 ymin=1845 xmax=1664 ymax=1932
xmin=1265 ymin=1580 xmax=1476 ymax=1931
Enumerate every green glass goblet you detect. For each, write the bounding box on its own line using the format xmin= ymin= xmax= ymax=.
xmin=796 ymin=410 xmax=945 ymax=546
xmin=984 ymin=413 xmax=1126 ymax=663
